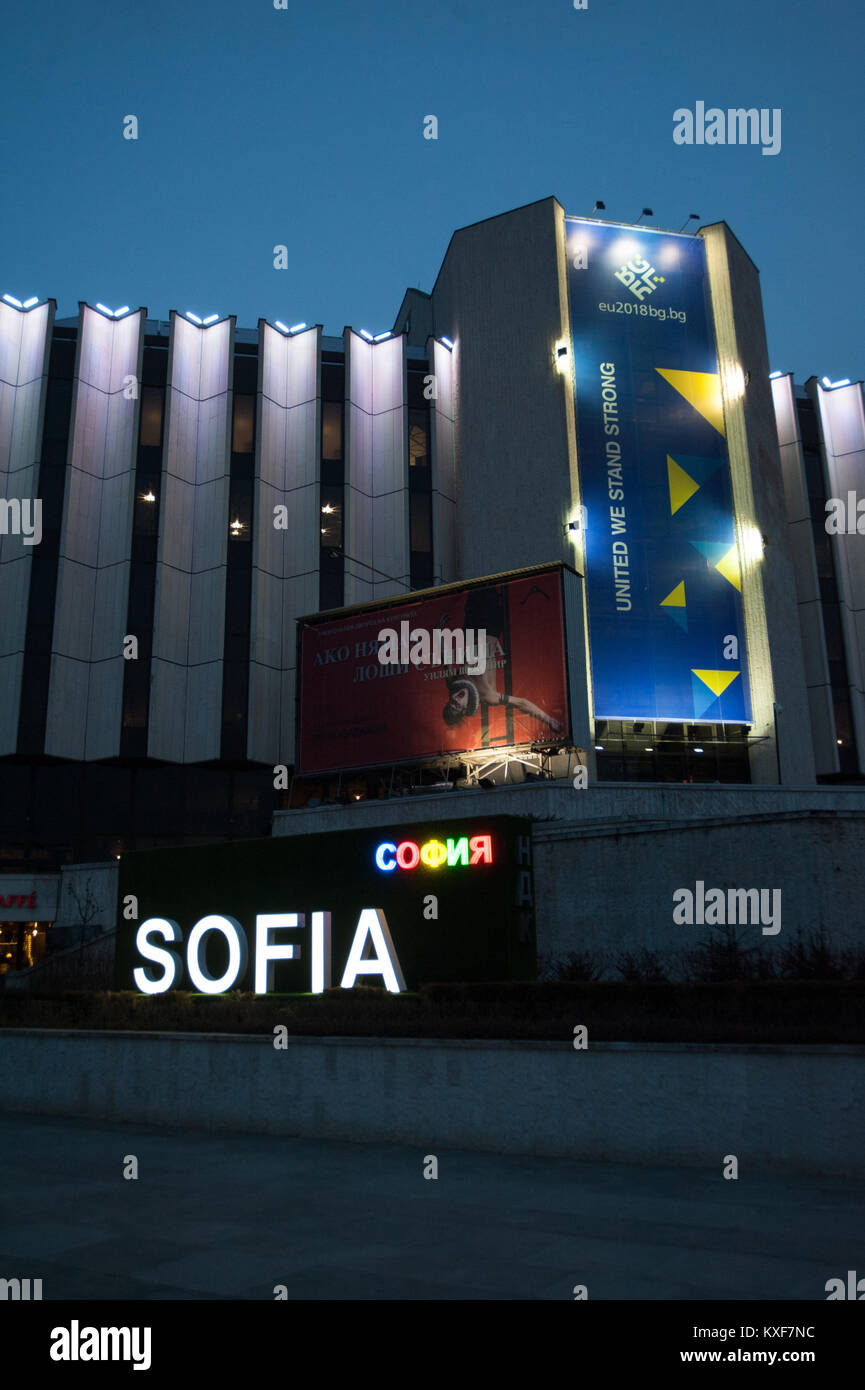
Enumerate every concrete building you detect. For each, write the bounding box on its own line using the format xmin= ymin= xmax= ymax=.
xmin=2 ymin=196 xmax=864 ymax=975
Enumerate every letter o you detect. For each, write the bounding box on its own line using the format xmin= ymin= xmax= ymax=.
xmin=420 ymin=839 xmax=447 ymax=868
xmin=186 ymin=915 xmax=248 ymax=994
xmin=395 ymin=840 xmax=420 ymax=870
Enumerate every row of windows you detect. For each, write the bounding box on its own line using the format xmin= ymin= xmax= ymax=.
xmin=0 ymin=762 xmax=283 ymax=869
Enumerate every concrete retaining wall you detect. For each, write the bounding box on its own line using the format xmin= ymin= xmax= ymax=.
xmin=1 ymin=1030 xmax=862 ymax=1177
xmin=275 ymin=784 xmax=865 ymax=976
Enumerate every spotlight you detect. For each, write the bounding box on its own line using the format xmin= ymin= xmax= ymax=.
xmin=634 ymin=208 xmax=653 ymax=224
xmin=590 ymin=201 xmax=605 ymax=216
xmin=289 ymin=322 xmax=307 ymax=333
xmin=274 ymin=320 xmax=289 ymax=333
xmin=440 ymin=336 xmax=454 ymax=349
xmin=678 ymin=213 xmax=701 ymax=231
xmin=359 ymin=329 xmax=374 ymax=341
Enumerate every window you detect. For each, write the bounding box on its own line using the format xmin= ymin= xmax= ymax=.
xmin=319 ymin=486 xmax=343 ymax=546
xmin=321 ymin=401 xmax=343 ymax=460
xmin=138 ymin=387 xmax=163 ymax=448
xmin=232 ymin=395 xmax=255 ymax=454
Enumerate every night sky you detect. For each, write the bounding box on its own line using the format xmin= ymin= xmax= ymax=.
xmin=2 ymin=0 xmax=862 ymax=382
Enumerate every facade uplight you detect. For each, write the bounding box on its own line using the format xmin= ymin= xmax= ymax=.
xmin=3 ymin=294 xmax=40 ymax=311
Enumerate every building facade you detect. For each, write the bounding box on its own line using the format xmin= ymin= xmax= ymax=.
xmin=2 ymin=196 xmax=864 ymax=973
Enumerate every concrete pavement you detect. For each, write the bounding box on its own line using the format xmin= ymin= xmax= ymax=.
xmin=1 ymin=1113 xmax=861 ymax=1300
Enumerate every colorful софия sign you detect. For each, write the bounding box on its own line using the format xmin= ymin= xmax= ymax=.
xmin=565 ymin=217 xmax=751 ymax=724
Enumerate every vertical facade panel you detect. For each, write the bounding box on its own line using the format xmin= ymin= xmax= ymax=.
xmin=701 ymin=223 xmax=815 ymax=784
xmin=772 ymin=374 xmax=838 ymax=774
xmin=248 ymin=322 xmax=319 ymax=765
xmin=45 ymin=305 xmax=141 ymax=759
xmin=813 ymin=380 xmax=865 ymax=770
xmin=345 ymin=331 xmax=408 ymax=605
xmin=345 ymin=330 xmax=374 ymax=606
xmin=429 ymin=337 xmax=457 ymax=583
xmin=149 ymin=314 xmax=233 ymax=763
xmin=0 ymin=300 xmax=52 ymax=753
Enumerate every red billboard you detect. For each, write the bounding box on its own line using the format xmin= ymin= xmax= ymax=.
xmin=297 ymin=566 xmax=571 ymax=774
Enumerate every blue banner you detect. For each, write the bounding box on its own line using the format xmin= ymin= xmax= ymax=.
xmin=566 ymin=218 xmax=751 ymax=723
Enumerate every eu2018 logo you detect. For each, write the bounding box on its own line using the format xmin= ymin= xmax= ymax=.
xmin=613 ymin=256 xmax=665 ymax=301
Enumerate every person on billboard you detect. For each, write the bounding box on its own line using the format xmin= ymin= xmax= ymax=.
xmin=441 ymin=584 xmax=563 ymax=733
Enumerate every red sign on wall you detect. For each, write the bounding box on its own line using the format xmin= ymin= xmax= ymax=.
xmin=297 ymin=568 xmax=571 ymax=774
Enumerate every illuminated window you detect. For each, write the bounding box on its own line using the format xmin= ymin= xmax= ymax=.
xmin=322 ymin=401 xmax=343 ymax=461
xmin=232 ymin=395 xmax=255 ymax=455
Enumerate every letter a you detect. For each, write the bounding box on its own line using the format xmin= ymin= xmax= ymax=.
xmin=825 ymin=497 xmax=844 ymax=534
xmin=672 ymin=108 xmax=694 ymax=145
xmin=340 ymin=909 xmax=407 ymax=993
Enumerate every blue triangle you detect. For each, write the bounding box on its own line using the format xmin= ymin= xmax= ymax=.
xmin=662 ymin=605 xmax=688 ymax=632
xmin=691 ymin=540 xmax=732 ymax=567
xmin=691 ymin=672 xmax=720 ymax=719
xmin=670 ymin=454 xmax=724 ymax=488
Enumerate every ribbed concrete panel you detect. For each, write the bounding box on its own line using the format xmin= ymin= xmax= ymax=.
xmin=812 ymin=380 xmax=865 ymax=770
xmin=429 ymin=337 xmax=457 ymax=583
xmin=345 ymin=331 xmax=374 ymax=606
xmin=700 ymin=223 xmax=815 ymax=785
xmin=772 ymin=374 xmax=837 ymax=775
xmin=429 ymin=197 xmax=575 ymax=583
xmin=0 ymin=300 xmax=52 ymax=754
xmin=248 ymin=323 xmax=319 ymax=765
xmin=45 ymin=305 xmax=142 ymax=760
xmin=149 ymin=314 xmax=233 ymax=763
xmin=345 ymin=331 xmax=409 ymax=605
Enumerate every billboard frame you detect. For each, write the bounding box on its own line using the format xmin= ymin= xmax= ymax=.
xmin=294 ymin=561 xmax=585 ymax=778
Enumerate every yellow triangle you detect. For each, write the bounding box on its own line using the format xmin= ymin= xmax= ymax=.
xmin=715 ymin=544 xmax=741 ymax=591
xmin=692 ymin=669 xmax=740 ymax=698
xmin=656 ymin=369 xmax=726 ymax=437
xmin=660 ymin=580 xmax=686 ymax=608
xmin=667 ymin=456 xmax=699 ymax=515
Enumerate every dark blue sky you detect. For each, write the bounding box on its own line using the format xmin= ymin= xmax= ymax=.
xmin=2 ymin=0 xmax=862 ymax=382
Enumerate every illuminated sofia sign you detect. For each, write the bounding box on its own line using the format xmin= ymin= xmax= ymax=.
xmin=374 ymin=833 xmax=493 ymax=872
xmin=118 ymin=817 xmax=533 ymax=995
xmin=133 ymin=907 xmax=406 ymax=996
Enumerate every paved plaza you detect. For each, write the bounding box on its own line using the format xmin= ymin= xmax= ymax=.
xmin=1 ymin=1112 xmax=860 ymax=1300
